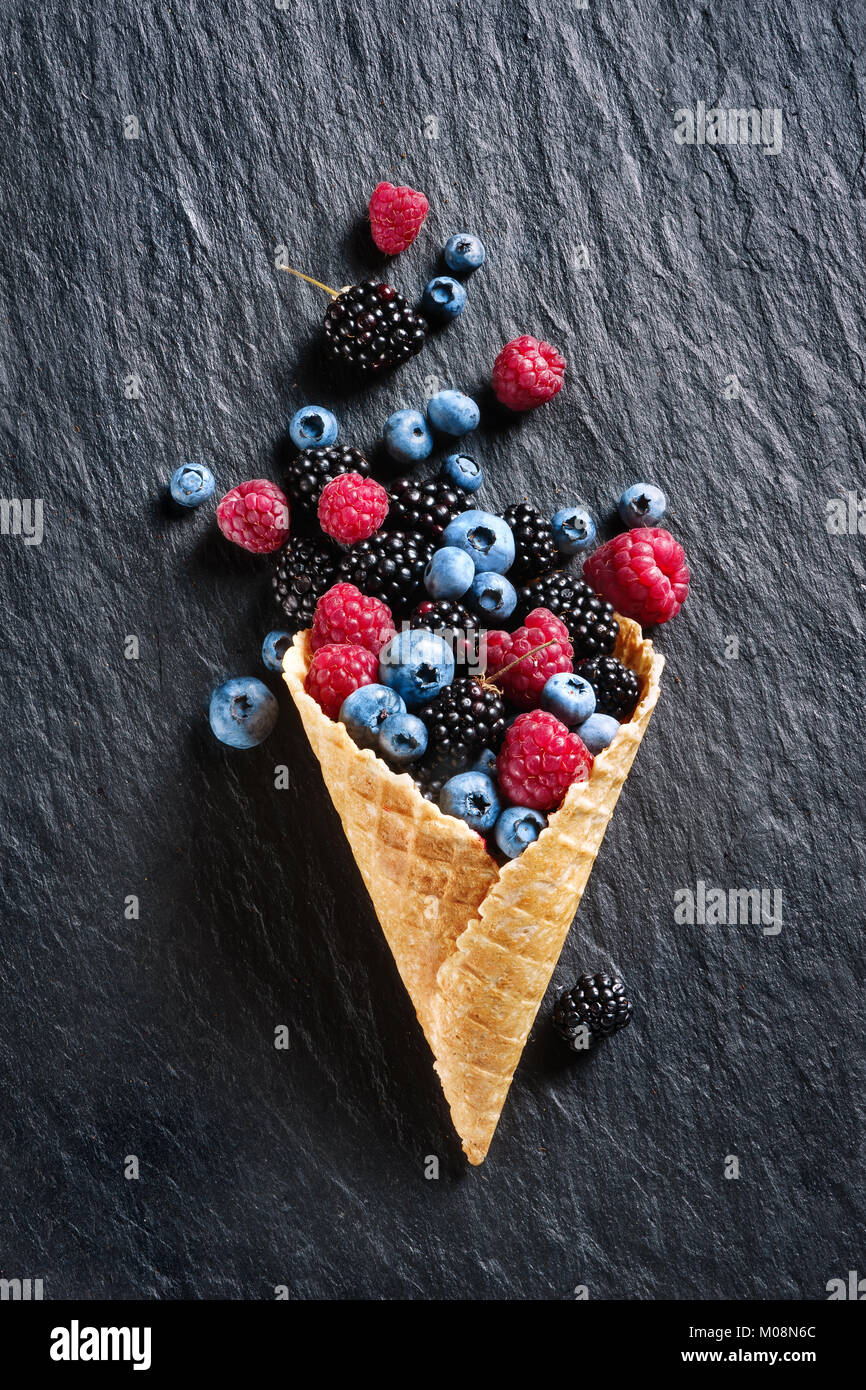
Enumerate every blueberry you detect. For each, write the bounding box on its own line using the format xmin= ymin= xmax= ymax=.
xmin=439 ymin=771 xmax=500 ymax=833
xmin=618 ymin=484 xmax=666 ymax=529
xmin=495 ymin=805 xmax=548 ymax=859
xmin=578 ymin=712 xmax=621 ymax=754
xmin=170 ymin=462 xmax=215 ymax=509
xmin=426 ymin=390 xmax=480 ymax=438
xmin=379 ymin=712 xmax=428 ymax=763
xmin=424 ymin=546 xmax=475 ymax=600
xmin=289 ymin=406 xmax=339 ymax=450
xmin=472 ymin=748 xmax=499 ymax=778
xmin=552 ymin=505 xmax=596 ymax=555
xmin=209 ymin=678 xmax=279 ymax=748
xmin=339 ymin=684 xmax=406 ymax=750
xmin=540 ymin=672 xmax=596 ymax=726
xmin=378 ymin=630 xmax=455 ymax=709
xmin=443 ymin=233 xmax=486 ymax=275
xmin=469 ymin=570 xmax=517 ymax=620
xmin=422 ymin=276 xmax=467 ymax=321
xmin=443 ymin=509 xmax=516 ymax=575
xmin=261 ymin=630 xmax=293 ymax=672
xmin=383 ymin=409 xmax=434 ymax=464
xmin=442 ymin=453 xmax=483 ymax=492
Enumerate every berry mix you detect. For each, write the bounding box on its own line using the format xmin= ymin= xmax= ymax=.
xmin=188 ymin=180 xmax=692 ymax=1053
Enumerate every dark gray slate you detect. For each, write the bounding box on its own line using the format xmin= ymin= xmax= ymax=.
xmin=0 ymin=0 xmax=863 ymax=1300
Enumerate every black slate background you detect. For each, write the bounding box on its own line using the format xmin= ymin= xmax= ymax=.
xmin=1 ymin=0 xmax=864 ymax=1300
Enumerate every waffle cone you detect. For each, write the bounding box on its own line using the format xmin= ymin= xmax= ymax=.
xmin=283 ymin=617 xmax=663 ymax=1164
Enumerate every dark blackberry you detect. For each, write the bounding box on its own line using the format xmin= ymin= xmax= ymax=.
xmin=272 ymin=534 xmax=339 ymax=630
xmin=410 ymin=599 xmax=480 ymax=671
xmin=579 ymin=656 xmax=640 ymax=720
xmin=323 ymin=281 xmax=427 ymax=375
xmin=501 ymin=502 xmax=560 ymax=582
xmin=516 ymin=571 xmax=618 ymax=661
xmin=284 ymin=444 xmax=370 ymax=520
xmin=552 ymin=973 xmax=633 ymax=1051
xmin=335 ymin=529 xmax=434 ymax=617
xmin=388 ymin=476 xmax=469 ymax=540
xmin=413 ymin=757 xmax=461 ymax=804
xmin=417 ymin=676 xmax=507 ymax=769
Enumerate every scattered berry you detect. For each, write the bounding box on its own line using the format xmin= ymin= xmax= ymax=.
xmin=496 ymin=710 xmax=593 ymax=811
xmin=422 ymin=276 xmax=467 ymax=320
xmin=379 ymin=628 xmax=456 ymax=708
xmin=209 ymin=677 xmax=279 ymax=749
xmin=283 ymin=444 xmax=370 ymax=520
xmin=424 ymin=546 xmax=475 ymax=600
xmin=515 ymin=571 xmax=618 ymax=661
xmin=323 ymin=281 xmax=427 ymax=375
xmin=261 ymin=630 xmax=293 ymax=672
xmin=444 ymin=233 xmax=486 ymax=274
xmin=336 ymin=529 xmax=434 ymax=615
xmin=384 ymin=409 xmax=433 ymax=463
xmin=288 ymin=406 xmax=338 ymax=451
xmin=379 ymin=712 xmax=428 ymax=763
xmin=618 ymin=483 xmax=667 ymax=529
xmin=552 ymin=505 xmax=596 ymax=555
xmin=311 ymin=582 xmax=395 ymax=655
xmin=442 ymin=453 xmax=482 ymax=492
xmin=170 ymin=462 xmax=215 ymax=508
xmin=369 ymin=182 xmax=429 ymax=254
xmin=318 ymin=472 xmax=390 ymax=545
xmin=583 ymin=527 xmax=690 ymax=625
xmin=340 ymin=683 xmax=405 ymax=749
xmin=216 ymin=479 xmax=290 ymax=554
xmin=417 ymin=675 xmax=507 ymax=768
xmin=552 ymin=973 xmax=633 ymax=1051
xmin=388 ymin=476 xmax=469 ymax=540
xmin=469 ymin=570 xmax=517 ymax=620
xmin=272 ymin=533 xmax=340 ymax=631
xmin=540 ymin=672 xmax=596 ymax=726
xmin=579 ymin=655 xmax=640 ymax=720
xmin=501 ymin=502 xmax=560 ymax=582
xmin=440 ymin=771 xmax=500 ymax=833
xmin=578 ymin=712 xmax=621 ymax=754
xmin=485 ymin=608 xmax=573 ymax=711
xmin=427 ymin=389 xmax=480 ymax=437
xmin=443 ymin=508 xmax=515 ymax=574
xmin=305 ymin=643 xmax=378 ymax=720
xmin=495 ymin=805 xmax=548 ymax=859
xmin=492 ymin=335 xmax=565 ymax=412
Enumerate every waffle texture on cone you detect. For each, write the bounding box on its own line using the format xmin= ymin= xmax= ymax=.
xmin=283 ymin=618 xmax=663 ymax=1164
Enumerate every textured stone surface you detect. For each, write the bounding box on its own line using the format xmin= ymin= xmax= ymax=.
xmin=1 ymin=1 xmax=863 ymax=1299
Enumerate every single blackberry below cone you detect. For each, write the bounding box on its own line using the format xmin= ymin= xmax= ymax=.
xmin=272 ymin=534 xmax=340 ymax=630
xmin=389 ymin=476 xmax=469 ymax=540
xmin=323 ymin=281 xmax=427 ymax=375
xmin=335 ymin=529 xmax=434 ymax=617
xmin=410 ymin=599 xmax=480 ymax=670
xmin=501 ymin=502 xmax=560 ymax=582
xmin=579 ymin=656 xmax=640 ymax=720
xmin=417 ymin=676 xmax=507 ymax=769
xmin=515 ymin=570 xmax=618 ymax=660
xmin=284 ymin=444 xmax=370 ymax=520
xmin=552 ymin=973 xmax=633 ymax=1051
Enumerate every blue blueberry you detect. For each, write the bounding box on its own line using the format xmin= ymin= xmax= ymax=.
xmin=618 ymin=483 xmax=666 ymax=529
xmin=424 ymin=546 xmax=475 ymax=600
xmin=442 ymin=453 xmax=483 ymax=492
xmin=422 ymin=276 xmax=467 ymax=321
xmin=495 ymin=805 xmax=548 ymax=859
xmin=339 ymin=684 xmax=406 ymax=750
xmin=379 ymin=712 xmax=428 ymax=763
xmin=170 ymin=462 xmax=215 ymax=509
xmin=552 ymin=505 xmax=596 ymax=555
xmin=469 ymin=570 xmax=517 ymax=620
xmin=578 ymin=712 xmax=621 ymax=754
xmin=209 ymin=678 xmax=278 ymax=749
xmin=472 ymin=748 xmax=499 ymax=778
xmin=378 ymin=629 xmax=455 ymax=709
xmin=444 ymin=233 xmax=486 ymax=275
xmin=426 ymin=390 xmax=480 ymax=438
xmin=261 ymin=630 xmax=293 ymax=672
xmin=439 ymin=771 xmax=500 ymax=833
xmin=288 ymin=406 xmax=338 ymax=450
xmin=384 ymin=409 xmax=433 ymax=463
xmin=443 ymin=509 xmax=516 ymax=575
xmin=540 ymin=672 xmax=596 ymax=726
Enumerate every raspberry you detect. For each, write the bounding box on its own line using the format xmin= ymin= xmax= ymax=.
xmin=304 ymin=643 xmax=378 ymax=720
xmin=318 ymin=472 xmax=390 ymax=545
xmin=311 ymin=583 xmax=395 ymax=655
xmin=497 ymin=710 xmax=593 ymax=812
xmin=583 ymin=527 xmax=690 ymax=626
xmin=216 ymin=479 xmax=290 ymax=554
xmin=485 ymin=607 xmax=573 ymax=710
xmin=369 ymin=182 xmax=429 ymax=254
xmin=492 ymin=335 xmax=566 ymax=412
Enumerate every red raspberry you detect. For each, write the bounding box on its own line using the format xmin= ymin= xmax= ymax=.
xmin=216 ymin=479 xmax=290 ymax=554
xmin=583 ymin=527 xmax=690 ymax=626
xmin=318 ymin=472 xmax=389 ymax=545
xmin=368 ymin=181 xmax=429 ymax=255
xmin=485 ymin=607 xmax=573 ymax=710
xmin=304 ymin=643 xmax=378 ymax=720
xmin=497 ymin=710 xmax=594 ymax=812
xmin=492 ymin=335 xmax=566 ymax=412
xmin=311 ymin=583 xmax=395 ymax=655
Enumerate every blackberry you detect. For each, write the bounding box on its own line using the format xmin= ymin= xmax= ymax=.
xmin=284 ymin=444 xmax=370 ymax=520
xmin=388 ymin=476 xmax=469 ymax=540
xmin=552 ymin=973 xmax=633 ymax=1051
xmin=579 ymin=656 xmax=640 ymax=721
xmin=417 ymin=676 xmax=507 ymax=769
xmin=336 ymin=529 xmax=434 ymax=617
xmin=323 ymin=281 xmax=427 ymax=375
xmin=516 ymin=570 xmax=618 ymax=661
xmin=272 ymin=534 xmax=339 ymax=630
xmin=501 ymin=502 xmax=560 ymax=582
xmin=413 ymin=757 xmax=461 ymax=805
xmin=411 ymin=599 xmax=480 ymax=672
